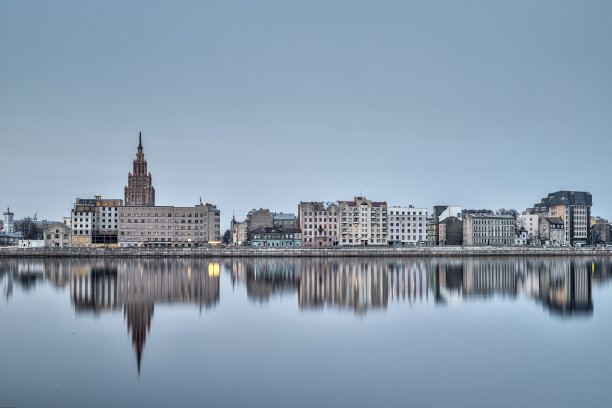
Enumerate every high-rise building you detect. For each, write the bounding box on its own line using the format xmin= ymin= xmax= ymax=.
xmin=532 ymin=191 xmax=592 ymax=246
xmin=124 ymin=132 xmax=155 ymax=207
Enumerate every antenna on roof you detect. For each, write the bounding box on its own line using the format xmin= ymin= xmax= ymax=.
xmin=199 ymin=196 xmax=203 ymax=205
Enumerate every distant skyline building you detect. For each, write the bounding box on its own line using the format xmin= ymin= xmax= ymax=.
xmin=125 ymin=132 xmax=155 ymax=207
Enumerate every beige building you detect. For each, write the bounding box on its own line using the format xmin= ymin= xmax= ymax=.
xmin=118 ymin=203 xmax=220 ymax=248
xmin=44 ymin=222 xmax=73 ymax=248
xmin=298 ymin=202 xmax=339 ymax=247
xmin=338 ymin=197 xmax=388 ymax=246
xmin=463 ymin=213 xmax=515 ymax=246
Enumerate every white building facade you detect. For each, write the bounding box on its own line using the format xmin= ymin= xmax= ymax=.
xmin=517 ymin=214 xmax=539 ymax=242
xmin=387 ymin=206 xmax=428 ymax=246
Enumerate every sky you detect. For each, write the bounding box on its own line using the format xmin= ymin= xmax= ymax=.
xmin=1 ymin=0 xmax=611 ymax=231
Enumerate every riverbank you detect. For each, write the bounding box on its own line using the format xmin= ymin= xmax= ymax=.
xmin=1 ymin=246 xmax=612 ymax=258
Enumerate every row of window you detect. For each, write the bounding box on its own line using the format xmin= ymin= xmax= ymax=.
xmin=389 ymin=211 xmax=425 ymax=216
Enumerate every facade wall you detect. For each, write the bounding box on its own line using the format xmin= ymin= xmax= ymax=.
xmin=518 ymin=214 xmax=539 ymax=240
xmin=71 ymin=197 xmax=122 ymax=248
xmin=439 ymin=217 xmax=463 ymax=245
xmin=44 ymin=223 xmax=73 ymax=248
xmin=463 ymin=214 xmax=515 ymax=246
xmin=247 ymin=209 xmax=274 ymax=232
xmin=118 ymin=204 xmax=219 ymax=248
xmin=387 ymin=206 xmax=427 ymax=245
xmin=250 ymin=228 xmax=302 ymax=247
xmin=298 ymin=202 xmax=339 ymax=247
xmin=338 ymin=197 xmax=387 ymax=246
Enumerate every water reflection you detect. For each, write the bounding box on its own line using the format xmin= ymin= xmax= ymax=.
xmin=1 ymin=257 xmax=610 ymax=377
xmin=227 ymin=257 xmax=602 ymax=317
xmin=1 ymin=258 xmax=220 ymax=374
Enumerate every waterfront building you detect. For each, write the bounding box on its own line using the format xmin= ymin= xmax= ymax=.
xmin=298 ymin=202 xmax=339 ymax=247
xmin=532 ymin=190 xmax=592 ymax=246
xmin=71 ymin=196 xmax=123 ymax=247
xmin=231 ymin=218 xmax=248 ymax=245
xmin=117 ymin=203 xmax=220 ymax=248
xmin=539 ymin=217 xmax=565 ymax=246
xmin=44 ymin=222 xmax=73 ymax=248
xmin=387 ymin=206 xmax=427 ymax=246
xmin=427 ymin=205 xmax=462 ymax=245
xmin=463 ymin=213 xmax=515 ymax=246
xmin=438 ymin=216 xmax=463 ymax=245
xmin=124 ymin=132 xmax=155 ymax=207
xmin=338 ymin=196 xmax=388 ymax=246
xmin=515 ymin=227 xmax=529 ymax=246
xmin=249 ymin=227 xmax=302 ymax=247
xmin=517 ymin=213 xmax=539 ymax=243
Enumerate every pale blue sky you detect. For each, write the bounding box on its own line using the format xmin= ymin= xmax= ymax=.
xmin=1 ymin=0 xmax=611 ymax=229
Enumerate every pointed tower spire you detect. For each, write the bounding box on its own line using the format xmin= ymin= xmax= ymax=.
xmin=138 ymin=131 xmax=142 ymax=149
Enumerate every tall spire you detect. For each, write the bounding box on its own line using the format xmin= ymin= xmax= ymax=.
xmin=138 ymin=131 xmax=142 ymax=149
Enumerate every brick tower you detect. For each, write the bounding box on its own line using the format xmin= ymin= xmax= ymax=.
xmin=124 ymin=132 xmax=155 ymax=206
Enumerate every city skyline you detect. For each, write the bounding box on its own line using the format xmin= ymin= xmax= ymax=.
xmin=1 ymin=1 xmax=611 ymax=231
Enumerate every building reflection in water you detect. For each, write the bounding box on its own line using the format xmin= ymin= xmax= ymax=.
xmin=68 ymin=259 xmax=220 ymax=374
xmin=299 ymin=259 xmax=388 ymax=313
xmin=0 ymin=256 xmax=607 ymax=375
xmin=228 ymin=257 xmax=599 ymax=317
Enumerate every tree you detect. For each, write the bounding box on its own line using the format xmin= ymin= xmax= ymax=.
xmin=222 ymin=229 xmax=232 ymax=245
xmin=496 ymin=208 xmax=519 ymax=218
xmin=14 ymin=217 xmax=43 ymax=240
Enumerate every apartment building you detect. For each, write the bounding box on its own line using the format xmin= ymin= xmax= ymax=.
xmin=298 ymin=202 xmax=339 ymax=247
xmin=387 ymin=206 xmax=427 ymax=246
xmin=463 ymin=213 xmax=515 ymax=246
xmin=532 ymin=191 xmax=592 ymax=246
xmin=338 ymin=197 xmax=387 ymax=246
xmin=71 ymin=196 xmax=123 ymax=247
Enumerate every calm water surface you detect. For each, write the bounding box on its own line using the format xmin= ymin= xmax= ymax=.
xmin=1 ymin=257 xmax=611 ymax=408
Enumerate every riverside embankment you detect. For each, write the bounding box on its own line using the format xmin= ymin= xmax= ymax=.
xmin=1 ymin=246 xmax=612 ymax=258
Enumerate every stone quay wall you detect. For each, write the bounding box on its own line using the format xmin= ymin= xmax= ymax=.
xmin=1 ymin=246 xmax=612 ymax=258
